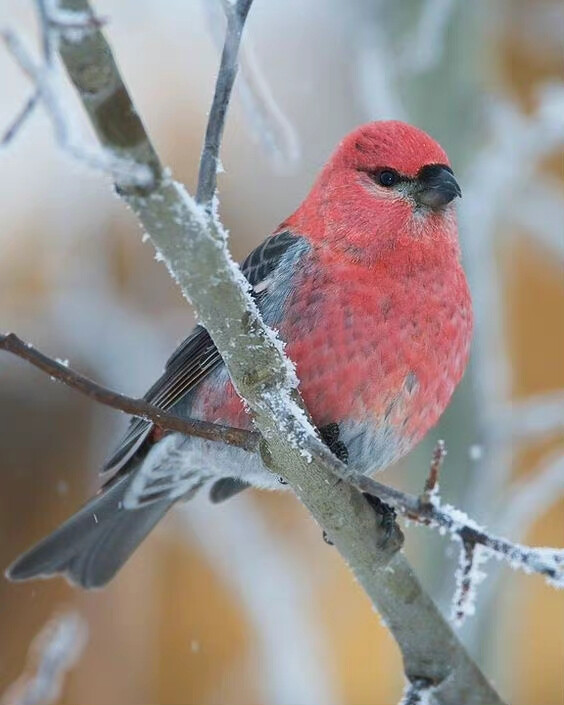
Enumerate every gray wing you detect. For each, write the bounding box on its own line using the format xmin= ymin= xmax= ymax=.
xmin=102 ymin=230 xmax=302 ymax=476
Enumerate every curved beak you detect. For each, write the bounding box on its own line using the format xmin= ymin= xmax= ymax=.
xmin=414 ymin=164 xmax=461 ymax=209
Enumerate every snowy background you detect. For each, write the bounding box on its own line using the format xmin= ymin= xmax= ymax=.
xmin=1 ymin=1 xmax=563 ymax=703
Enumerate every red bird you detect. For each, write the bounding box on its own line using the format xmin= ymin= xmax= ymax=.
xmin=7 ymin=121 xmax=472 ymax=588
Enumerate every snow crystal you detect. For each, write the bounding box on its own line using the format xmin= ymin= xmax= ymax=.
xmin=398 ymin=678 xmax=435 ymax=705
xmin=468 ymin=444 xmax=483 ymax=461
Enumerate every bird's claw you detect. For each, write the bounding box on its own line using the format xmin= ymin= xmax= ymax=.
xmin=363 ymin=493 xmax=397 ymax=546
xmin=319 ymin=423 xmax=349 ymax=464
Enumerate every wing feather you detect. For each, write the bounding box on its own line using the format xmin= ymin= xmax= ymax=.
xmin=102 ymin=230 xmax=301 ymax=476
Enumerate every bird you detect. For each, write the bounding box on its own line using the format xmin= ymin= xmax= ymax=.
xmin=6 ymin=120 xmax=472 ymax=588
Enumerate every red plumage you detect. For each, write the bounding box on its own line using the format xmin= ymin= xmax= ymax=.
xmin=7 ymin=121 xmax=472 ymax=587
xmin=191 ymin=120 xmax=472 ymax=466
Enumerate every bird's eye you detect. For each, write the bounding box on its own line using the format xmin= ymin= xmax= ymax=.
xmin=378 ymin=170 xmax=400 ymax=187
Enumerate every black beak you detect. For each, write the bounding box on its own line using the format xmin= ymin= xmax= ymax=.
xmin=414 ymin=164 xmax=461 ymax=209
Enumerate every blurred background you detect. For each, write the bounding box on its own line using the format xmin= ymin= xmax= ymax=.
xmin=0 ymin=1 xmax=563 ymax=703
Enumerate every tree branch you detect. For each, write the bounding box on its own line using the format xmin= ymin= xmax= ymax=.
xmin=3 ymin=1 xmax=511 ymax=702
xmin=1 ymin=90 xmax=39 ymax=145
xmin=4 ymin=330 xmax=560 ymax=593
xmin=0 ymin=333 xmax=258 ymax=453
xmin=196 ymin=0 xmax=254 ymax=207
xmin=349 ymin=471 xmax=564 ymax=588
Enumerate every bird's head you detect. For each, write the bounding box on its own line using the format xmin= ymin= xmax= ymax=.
xmin=290 ymin=121 xmax=461 ymax=262
xmin=334 ymin=120 xmax=460 ymax=211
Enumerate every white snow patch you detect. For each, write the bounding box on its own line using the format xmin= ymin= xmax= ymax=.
xmin=468 ymin=444 xmax=483 ymax=461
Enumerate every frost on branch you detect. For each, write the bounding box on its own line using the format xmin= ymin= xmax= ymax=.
xmin=1 ymin=612 xmax=88 ymax=705
xmin=398 ymin=677 xmax=435 ymax=705
xmin=451 ymin=541 xmax=488 ymax=626
xmin=42 ymin=0 xmax=106 ymax=44
xmin=149 ymin=178 xmax=320 ymax=461
xmin=352 ymin=443 xmax=564 ymax=628
xmin=1 ymin=22 xmax=152 ymax=188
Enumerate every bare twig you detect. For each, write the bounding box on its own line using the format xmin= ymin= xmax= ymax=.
xmin=0 ymin=333 xmax=259 ymax=453
xmin=463 ymin=449 xmax=564 ymax=647
xmin=1 ymin=611 xmax=88 ymax=705
xmin=0 ymin=90 xmax=40 ymax=146
xmin=420 ymin=439 xmax=446 ymax=505
xmin=203 ymin=0 xmax=300 ymax=172
xmin=196 ymin=0 xmax=254 ymax=207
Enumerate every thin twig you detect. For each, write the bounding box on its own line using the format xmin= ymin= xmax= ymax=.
xmin=350 ymin=471 xmax=564 ymax=586
xmin=196 ymin=0 xmax=254 ymax=207
xmin=36 ymin=0 xmax=56 ymax=62
xmin=1 ymin=90 xmax=40 ymax=146
xmin=451 ymin=540 xmax=478 ymax=625
xmin=420 ymin=439 xmax=446 ymax=504
xmin=0 ymin=333 xmax=259 ymax=453
xmin=203 ymin=0 xmax=300 ymax=172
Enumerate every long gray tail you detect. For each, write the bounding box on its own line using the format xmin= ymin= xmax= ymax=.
xmin=6 ymin=474 xmax=173 ymax=589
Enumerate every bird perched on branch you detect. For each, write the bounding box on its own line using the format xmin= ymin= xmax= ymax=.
xmin=7 ymin=121 xmax=472 ymax=588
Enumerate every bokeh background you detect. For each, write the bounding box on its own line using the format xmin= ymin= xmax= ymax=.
xmin=1 ymin=1 xmax=563 ymax=703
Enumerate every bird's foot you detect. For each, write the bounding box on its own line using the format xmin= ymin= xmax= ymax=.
xmin=319 ymin=422 xmax=349 ymax=464
xmin=363 ymin=493 xmax=398 ymax=546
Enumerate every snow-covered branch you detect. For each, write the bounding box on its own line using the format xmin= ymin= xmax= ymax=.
xmin=0 ymin=23 xmax=151 ymax=186
xmin=351 ymin=470 xmax=564 ymax=586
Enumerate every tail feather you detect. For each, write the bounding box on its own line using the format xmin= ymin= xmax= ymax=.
xmin=6 ymin=474 xmax=173 ymax=589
